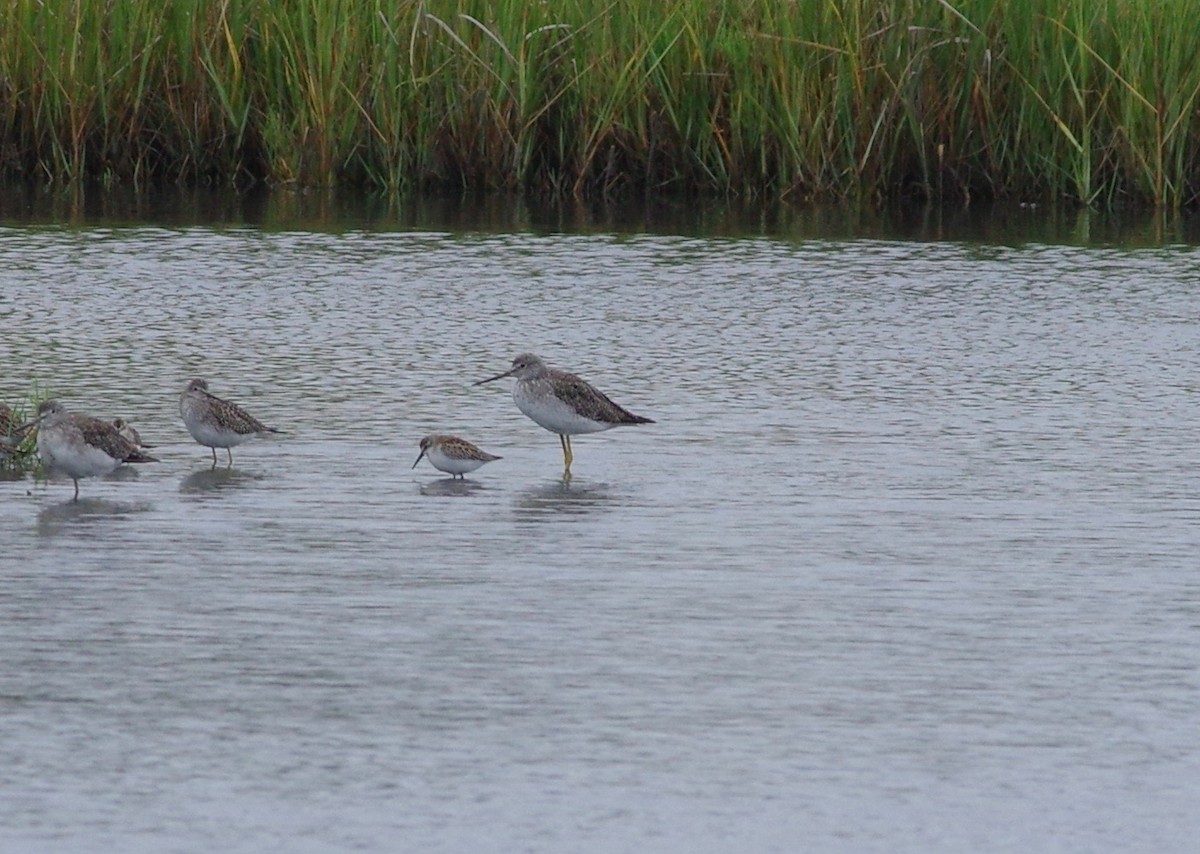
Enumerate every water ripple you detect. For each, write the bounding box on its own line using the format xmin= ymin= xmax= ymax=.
xmin=3 ymin=225 xmax=1200 ymax=852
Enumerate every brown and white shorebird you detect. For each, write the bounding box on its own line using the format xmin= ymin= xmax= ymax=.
xmin=474 ymin=353 xmax=654 ymax=476
xmin=412 ymin=434 xmax=501 ymax=479
xmin=111 ymin=417 xmax=154 ymax=451
xmin=23 ymin=399 xmax=159 ymax=500
xmin=179 ymin=378 xmax=283 ymax=467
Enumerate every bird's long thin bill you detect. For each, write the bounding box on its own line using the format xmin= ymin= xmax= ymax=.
xmin=411 ymin=451 xmax=425 ymax=469
xmin=473 ymin=368 xmax=516 ymax=386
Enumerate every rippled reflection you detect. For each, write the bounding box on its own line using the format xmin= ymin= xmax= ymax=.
xmin=180 ymin=467 xmax=265 ymax=496
xmin=417 ymin=478 xmax=487 ymax=498
xmin=513 ymin=478 xmax=617 ymax=519
xmin=36 ymin=497 xmax=152 ymax=535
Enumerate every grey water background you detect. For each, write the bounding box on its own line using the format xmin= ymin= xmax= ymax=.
xmin=2 ymin=191 xmax=1199 ymax=852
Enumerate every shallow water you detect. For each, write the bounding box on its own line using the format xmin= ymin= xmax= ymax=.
xmin=2 ymin=202 xmax=1200 ymax=852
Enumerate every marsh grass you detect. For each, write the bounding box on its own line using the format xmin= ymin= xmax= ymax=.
xmin=0 ymin=388 xmax=49 ymax=472
xmin=4 ymin=0 xmax=1200 ymax=205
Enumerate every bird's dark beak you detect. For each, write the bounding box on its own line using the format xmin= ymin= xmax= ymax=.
xmin=412 ymin=450 xmax=426 ymax=469
xmin=474 ymin=366 xmax=518 ymax=386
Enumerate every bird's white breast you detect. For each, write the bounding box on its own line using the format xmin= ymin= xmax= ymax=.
xmin=514 ymin=382 xmax=614 ymax=436
xmin=39 ymin=426 xmax=123 ymax=478
xmin=427 ymin=446 xmax=487 ymax=475
xmin=181 ymin=394 xmax=251 ymax=448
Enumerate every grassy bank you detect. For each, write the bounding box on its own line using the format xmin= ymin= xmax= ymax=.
xmin=3 ymin=0 xmax=1200 ymax=205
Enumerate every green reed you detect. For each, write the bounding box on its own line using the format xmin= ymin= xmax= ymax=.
xmin=1 ymin=386 xmax=49 ymax=471
xmin=3 ymin=0 xmax=1200 ymax=205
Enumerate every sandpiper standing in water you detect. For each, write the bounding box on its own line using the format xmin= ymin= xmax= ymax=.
xmin=412 ymin=434 xmax=501 ymax=479
xmin=179 ymin=378 xmax=283 ymax=467
xmin=474 ymin=353 xmax=653 ymax=476
xmin=25 ymin=400 xmax=159 ymax=500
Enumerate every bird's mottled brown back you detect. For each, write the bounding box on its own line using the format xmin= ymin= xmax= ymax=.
xmin=203 ymin=390 xmax=273 ymax=435
xmin=74 ymin=413 xmax=145 ymax=461
xmin=548 ymin=369 xmax=654 ymax=425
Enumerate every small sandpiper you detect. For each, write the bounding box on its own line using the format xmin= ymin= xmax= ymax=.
xmin=112 ymin=417 xmax=154 ymax=451
xmin=25 ymin=400 xmax=159 ymax=500
xmin=412 ymin=434 xmax=501 ymax=479
xmin=179 ymin=378 xmax=283 ymax=467
xmin=474 ymin=352 xmax=654 ymax=475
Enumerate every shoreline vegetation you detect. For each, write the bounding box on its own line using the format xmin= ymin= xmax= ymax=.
xmin=1 ymin=395 xmax=43 ymax=474
xmin=3 ymin=1 xmax=1200 ymax=206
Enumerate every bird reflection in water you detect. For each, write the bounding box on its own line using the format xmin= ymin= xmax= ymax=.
xmin=180 ymin=467 xmax=264 ymax=496
xmin=514 ymin=478 xmax=617 ymax=519
xmin=418 ymin=478 xmax=486 ymax=498
xmin=36 ymin=497 xmax=152 ymax=535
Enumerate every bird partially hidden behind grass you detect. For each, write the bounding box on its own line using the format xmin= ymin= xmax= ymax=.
xmin=1 ymin=402 xmax=28 ymax=458
xmin=0 ymin=402 xmax=17 ymax=440
xmin=412 ymin=434 xmax=501 ymax=479
xmin=179 ymin=378 xmax=284 ymax=467
xmin=23 ymin=399 xmax=159 ymax=500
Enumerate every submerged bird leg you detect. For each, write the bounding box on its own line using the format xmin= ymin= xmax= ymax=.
xmin=559 ymin=434 xmax=574 ymax=471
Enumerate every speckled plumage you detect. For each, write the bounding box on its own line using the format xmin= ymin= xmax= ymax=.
xmin=474 ymin=353 xmax=653 ymax=474
xmin=31 ymin=400 xmax=158 ymax=499
xmin=179 ymin=378 xmax=282 ymax=466
xmin=412 ymin=434 xmax=501 ymax=479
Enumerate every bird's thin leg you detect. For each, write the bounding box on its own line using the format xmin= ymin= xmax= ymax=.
xmin=72 ymin=479 xmax=79 ymax=501
xmin=210 ymin=446 xmax=218 ymax=468
xmin=226 ymin=448 xmax=234 ymax=467
xmin=560 ymin=434 xmax=574 ymax=471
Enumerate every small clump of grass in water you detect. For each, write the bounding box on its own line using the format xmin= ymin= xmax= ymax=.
xmin=0 ymin=386 xmax=51 ymax=474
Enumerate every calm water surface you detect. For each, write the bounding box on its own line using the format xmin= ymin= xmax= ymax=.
xmin=2 ymin=205 xmax=1199 ymax=852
